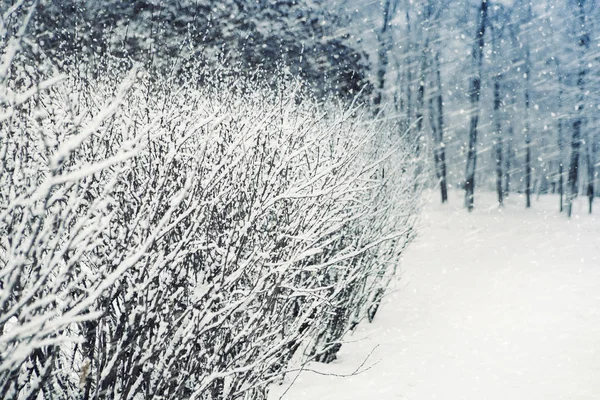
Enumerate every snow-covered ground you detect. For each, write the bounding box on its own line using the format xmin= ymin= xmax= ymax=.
xmin=269 ymin=192 xmax=600 ymax=400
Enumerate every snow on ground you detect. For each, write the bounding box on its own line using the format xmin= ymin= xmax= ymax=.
xmin=269 ymin=191 xmax=600 ymax=400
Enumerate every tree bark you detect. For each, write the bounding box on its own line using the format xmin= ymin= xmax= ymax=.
xmin=567 ymin=0 xmax=590 ymax=217
xmin=558 ymin=118 xmax=564 ymax=212
xmin=556 ymin=61 xmax=565 ymax=212
xmin=373 ymin=0 xmax=395 ymax=115
xmin=405 ymin=9 xmax=413 ymax=133
xmin=523 ymin=1 xmax=532 ymax=209
xmin=504 ymin=97 xmax=515 ymax=198
xmin=491 ymin=23 xmax=504 ymax=206
xmin=414 ymin=3 xmax=432 ymax=157
xmin=464 ymin=0 xmax=488 ymax=211
xmin=429 ymin=49 xmax=448 ymax=203
xmin=586 ymin=130 xmax=594 ymax=213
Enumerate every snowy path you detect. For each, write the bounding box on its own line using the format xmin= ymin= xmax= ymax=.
xmin=269 ymin=193 xmax=600 ymax=400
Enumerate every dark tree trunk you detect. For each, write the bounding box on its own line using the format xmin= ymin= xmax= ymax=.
xmin=405 ymin=9 xmax=413 ymax=132
xmin=569 ymin=117 xmax=583 ymax=217
xmin=586 ymin=132 xmax=594 ymax=213
xmin=559 ymin=148 xmax=564 ymax=212
xmin=491 ymin=22 xmax=504 ymax=206
xmin=493 ymin=74 xmax=504 ymax=206
xmin=429 ymin=50 xmax=448 ymax=203
xmin=464 ymin=0 xmax=488 ymax=211
xmin=556 ymin=61 xmax=565 ymax=213
xmin=374 ymin=0 xmax=394 ymax=115
xmin=414 ymin=3 xmax=432 ymax=157
xmin=567 ymin=0 xmax=590 ymax=217
xmin=504 ymin=103 xmax=514 ymax=198
xmin=523 ymin=2 xmax=532 ymax=209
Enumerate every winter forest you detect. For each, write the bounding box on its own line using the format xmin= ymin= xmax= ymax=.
xmin=1 ymin=0 xmax=599 ymax=399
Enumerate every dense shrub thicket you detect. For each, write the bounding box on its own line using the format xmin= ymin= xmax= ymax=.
xmin=0 ymin=4 xmax=421 ymax=400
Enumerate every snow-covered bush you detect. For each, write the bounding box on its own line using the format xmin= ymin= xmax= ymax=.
xmin=1 ymin=8 xmax=420 ymax=400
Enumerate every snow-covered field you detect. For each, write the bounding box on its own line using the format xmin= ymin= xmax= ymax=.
xmin=269 ymin=192 xmax=600 ymax=400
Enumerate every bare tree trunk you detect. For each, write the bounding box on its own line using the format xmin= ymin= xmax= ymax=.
xmin=414 ymin=3 xmax=432 ymax=157
xmin=393 ymin=54 xmax=403 ymax=114
xmin=374 ymin=0 xmax=395 ymax=115
xmin=556 ymin=62 xmax=565 ymax=212
xmin=586 ymin=130 xmax=594 ymax=213
xmin=567 ymin=0 xmax=590 ymax=217
xmin=569 ymin=117 xmax=583 ymax=217
xmin=405 ymin=9 xmax=413 ymax=132
xmin=429 ymin=50 xmax=448 ymax=203
xmin=503 ymin=22 xmax=523 ymax=201
xmin=558 ymin=145 xmax=564 ymax=211
xmin=491 ymin=24 xmax=504 ymax=206
xmin=493 ymin=74 xmax=504 ymax=206
xmin=523 ymin=2 xmax=532 ymax=209
xmin=504 ymin=97 xmax=515 ymax=198
xmin=524 ymin=94 xmax=532 ymax=207
xmin=424 ymin=1 xmax=448 ymax=204
xmin=464 ymin=0 xmax=488 ymax=211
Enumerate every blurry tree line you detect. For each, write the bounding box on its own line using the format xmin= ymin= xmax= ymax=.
xmin=7 ymin=0 xmax=599 ymax=216
xmin=363 ymin=0 xmax=600 ymax=215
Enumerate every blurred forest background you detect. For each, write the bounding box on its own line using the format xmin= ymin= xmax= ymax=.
xmin=19 ymin=0 xmax=600 ymax=213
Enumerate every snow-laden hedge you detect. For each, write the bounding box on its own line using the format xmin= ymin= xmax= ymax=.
xmin=1 ymin=21 xmax=420 ymax=400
